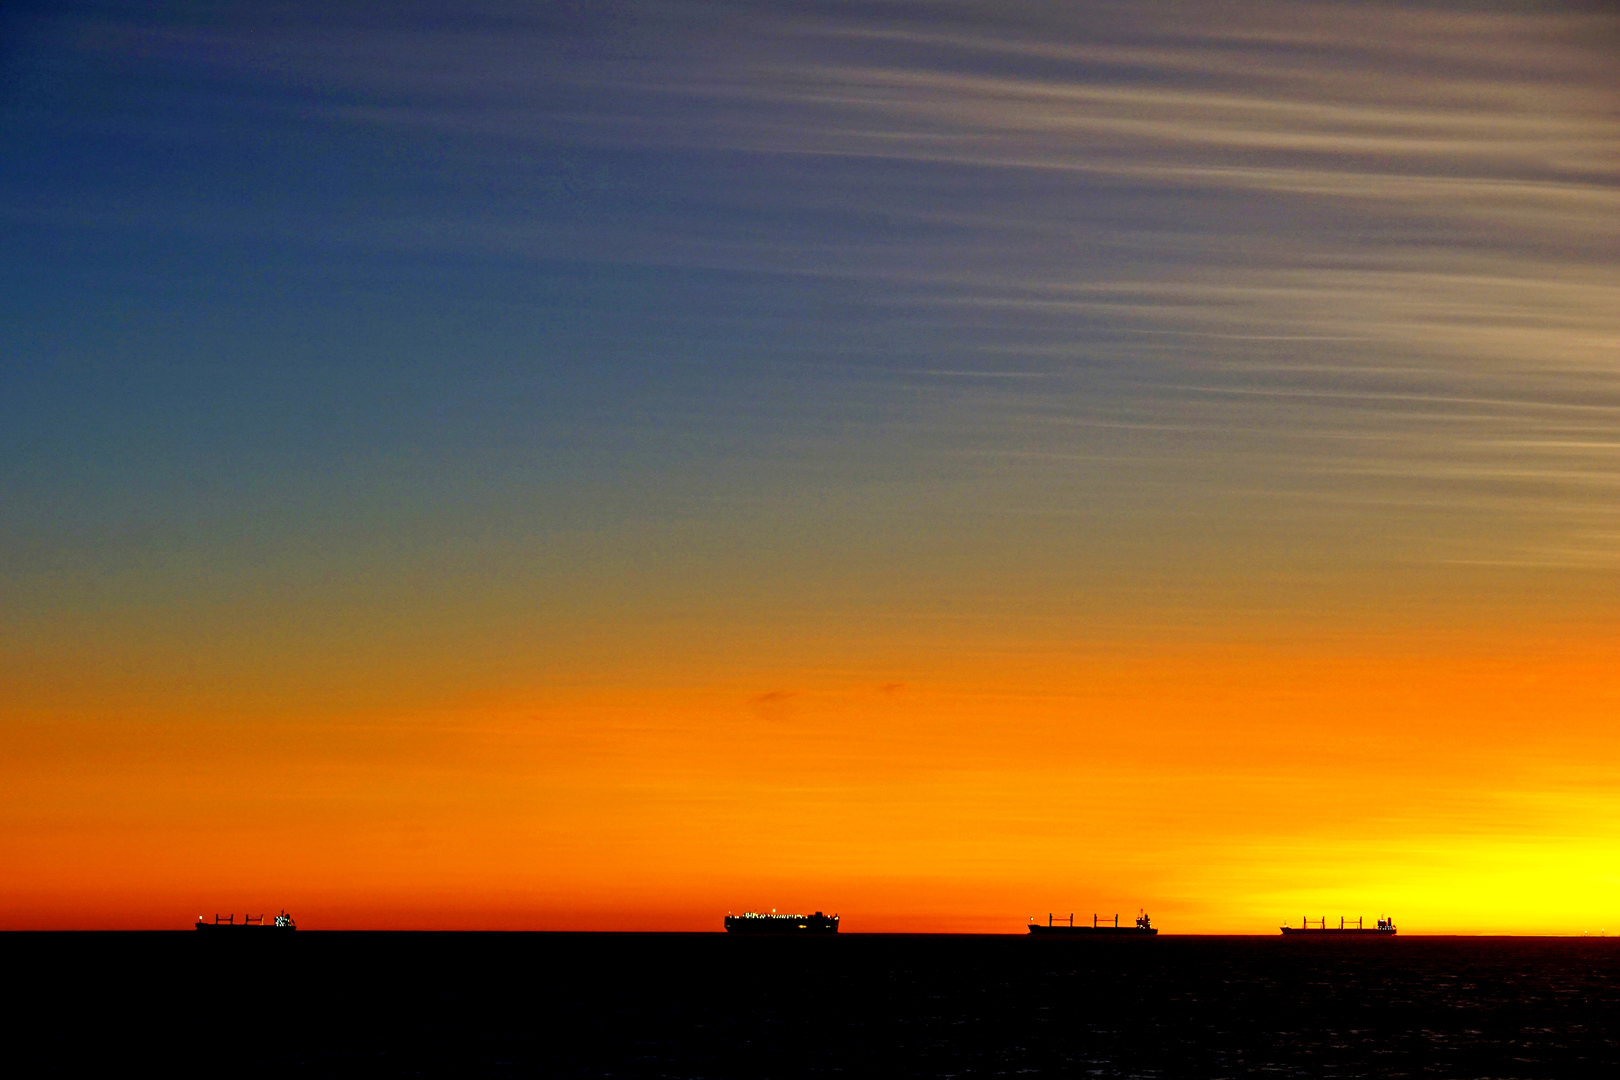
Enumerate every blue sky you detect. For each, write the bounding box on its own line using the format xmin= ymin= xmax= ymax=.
xmin=4 ymin=0 xmax=1618 ymax=702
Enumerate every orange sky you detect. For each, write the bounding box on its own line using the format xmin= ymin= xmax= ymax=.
xmin=7 ymin=615 xmax=1617 ymax=933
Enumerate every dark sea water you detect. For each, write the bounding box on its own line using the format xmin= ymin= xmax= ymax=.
xmin=9 ymin=933 xmax=1619 ymax=1077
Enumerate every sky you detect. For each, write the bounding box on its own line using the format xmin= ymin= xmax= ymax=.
xmin=2 ymin=0 xmax=1618 ymax=932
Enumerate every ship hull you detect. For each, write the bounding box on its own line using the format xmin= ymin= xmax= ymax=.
xmin=1280 ymin=928 xmax=1394 ymax=936
xmin=1027 ymin=926 xmax=1157 ymax=936
xmin=724 ymin=915 xmax=839 ymax=934
xmin=194 ymin=923 xmax=294 ymax=930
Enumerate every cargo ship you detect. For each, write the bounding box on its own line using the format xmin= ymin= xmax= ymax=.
xmin=195 ymin=911 xmax=296 ymax=930
xmin=724 ymin=911 xmax=839 ymax=934
xmin=1280 ymin=916 xmax=1395 ymax=936
xmin=1028 ymin=912 xmax=1157 ymax=935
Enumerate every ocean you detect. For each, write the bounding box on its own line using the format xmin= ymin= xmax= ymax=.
xmin=10 ymin=932 xmax=1618 ymax=1076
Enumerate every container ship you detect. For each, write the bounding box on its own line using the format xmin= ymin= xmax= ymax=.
xmin=195 ymin=911 xmax=296 ymax=930
xmin=1027 ymin=912 xmax=1157 ymax=935
xmin=724 ymin=911 xmax=839 ymax=934
xmin=1280 ymin=916 xmax=1395 ymax=936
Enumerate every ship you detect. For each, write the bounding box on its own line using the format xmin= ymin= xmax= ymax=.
xmin=724 ymin=911 xmax=839 ymax=934
xmin=195 ymin=911 xmax=296 ymax=930
xmin=1027 ymin=911 xmax=1157 ymax=935
xmin=1280 ymin=916 xmax=1395 ymax=936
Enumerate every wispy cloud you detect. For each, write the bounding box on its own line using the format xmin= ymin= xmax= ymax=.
xmin=8 ymin=0 xmax=1620 ymax=575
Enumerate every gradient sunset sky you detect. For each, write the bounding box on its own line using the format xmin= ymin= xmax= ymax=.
xmin=3 ymin=1 xmax=1618 ymax=932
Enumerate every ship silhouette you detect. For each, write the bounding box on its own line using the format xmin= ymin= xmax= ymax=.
xmin=194 ymin=911 xmax=296 ymax=930
xmin=1280 ymin=916 xmax=1395 ymax=936
xmin=1027 ymin=911 xmax=1158 ymax=936
xmin=724 ymin=911 xmax=839 ymax=934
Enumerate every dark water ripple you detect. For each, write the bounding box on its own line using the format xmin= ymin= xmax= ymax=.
xmin=9 ymin=933 xmax=1618 ymax=1077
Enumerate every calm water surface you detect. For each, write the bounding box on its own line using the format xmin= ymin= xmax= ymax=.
xmin=11 ymin=933 xmax=1619 ymax=1077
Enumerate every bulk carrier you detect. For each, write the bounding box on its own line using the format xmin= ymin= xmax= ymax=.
xmin=195 ymin=912 xmax=296 ymax=930
xmin=1280 ymin=916 xmax=1395 ymax=936
xmin=1027 ymin=912 xmax=1157 ymax=935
